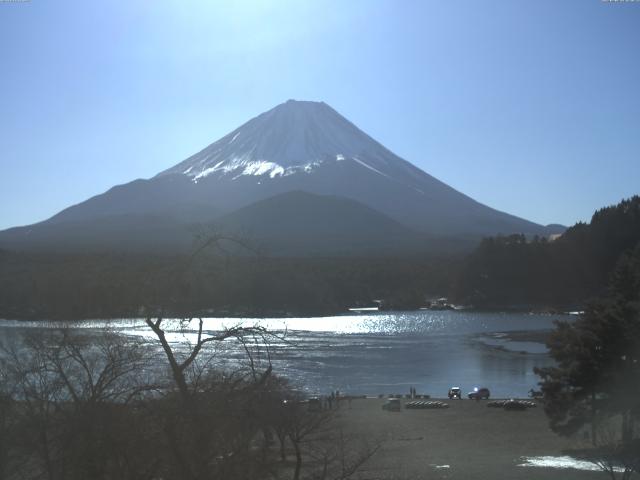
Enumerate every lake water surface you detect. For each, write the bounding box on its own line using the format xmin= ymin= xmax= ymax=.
xmin=0 ymin=311 xmax=565 ymax=398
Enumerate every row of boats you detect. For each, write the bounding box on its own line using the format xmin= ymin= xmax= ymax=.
xmin=383 ymin=398 xmax=538 ymax=412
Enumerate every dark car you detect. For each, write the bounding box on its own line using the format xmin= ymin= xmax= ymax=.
xmin=468 ymin=387 xmax=490 ymax=400
xmin=448 ymin=387 xmax=461 ymax=399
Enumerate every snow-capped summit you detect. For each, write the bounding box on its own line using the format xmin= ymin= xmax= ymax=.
xmin=158 ymin=100 xmax=407 ymax=183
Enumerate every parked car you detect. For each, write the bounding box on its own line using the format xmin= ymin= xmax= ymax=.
xmin=528 ymin=388 xmax=543 ymax=399
xmin=468 ymin=387 xmax=491 ymax=400
xmin=382 ymin=398 xmax=401 ymax=412
xmin=448 ymin=387 xmax=461 ymax=399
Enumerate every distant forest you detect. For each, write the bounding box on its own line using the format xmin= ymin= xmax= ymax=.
xmin=452 ymin=196 xmax=640 ymax=310
xmin=0 ymin=251 xmax=458 ymax=320
xmin=1 ymin=196 xmax=638 ymax=320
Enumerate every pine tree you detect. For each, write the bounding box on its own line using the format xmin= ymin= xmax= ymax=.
xmin=535 ymin=245 xmax=640 ymax=446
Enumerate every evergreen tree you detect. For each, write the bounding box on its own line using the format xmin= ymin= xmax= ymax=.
xmin=535 ymin=245 xmax=640 ymax=446
xmin=455 ymin=195 xmax=640 ymax=309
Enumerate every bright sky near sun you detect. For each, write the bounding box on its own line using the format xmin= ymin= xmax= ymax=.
xmin=0 ymin=0 xmax=639 ymax=230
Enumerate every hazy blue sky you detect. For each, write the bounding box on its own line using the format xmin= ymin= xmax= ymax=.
xmin=1 ymin=0 xmax=639 ymax=230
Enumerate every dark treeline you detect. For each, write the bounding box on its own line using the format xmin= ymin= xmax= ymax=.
xmin=453 ymin=196 xmax=640 ymax=310
xmin=3 ymin=196 xmax=639 ymax=319
xmin=0 ymin=250 xmax=459 ymax=320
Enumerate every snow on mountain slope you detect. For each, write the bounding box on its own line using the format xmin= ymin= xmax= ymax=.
xmin=158 ymin=100 xmax=425 ymax=188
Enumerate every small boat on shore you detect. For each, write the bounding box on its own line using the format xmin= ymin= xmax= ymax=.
xmin=348 ymin=306 xmax=379 ymax=313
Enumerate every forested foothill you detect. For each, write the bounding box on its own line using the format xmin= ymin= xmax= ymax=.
xmin=453 ymin=196 xmax=640 ymax=311
xmin=0 ymin=196 xmax=639 ymax=320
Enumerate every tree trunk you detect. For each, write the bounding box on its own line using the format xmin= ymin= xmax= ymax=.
xmin=621 ymin=410 xmax=632 ymax=444
xmin=145 ymin=318 xmax=191 ymax=400
xmin=276 ymin=432 xmax=286 ymax=461
xmin=591 ymin=392 xmax=597 ymax=446
xmin=293 ymin=440 xmax=302 ymax=480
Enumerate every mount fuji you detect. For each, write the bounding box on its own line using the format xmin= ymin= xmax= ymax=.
xmin=0 ymin=100 xmax=560 ymax=255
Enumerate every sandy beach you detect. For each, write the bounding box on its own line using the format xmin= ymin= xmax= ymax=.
xmin=329 ymin=397 xmax=603 ymax=480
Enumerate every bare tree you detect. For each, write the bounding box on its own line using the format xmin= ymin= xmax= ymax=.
xmin=0 ymin=372 xmax=15 ymax=480
xmin=0 ymin=328 xmax=155 ymax=480
xmin=142 ymin=316 xmax=280 ymax=480
xmin=306 ymin=428 xmax=380 ymax=480
xmin=144 ymin=316 xmax=272 ymax=402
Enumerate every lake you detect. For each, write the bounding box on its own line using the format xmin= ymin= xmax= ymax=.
xmin=0 ymin=310 xmax=566 ymax=398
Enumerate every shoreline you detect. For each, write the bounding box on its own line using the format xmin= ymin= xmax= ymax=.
xmin=0 ymin=307 xmax=581 ymax=323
